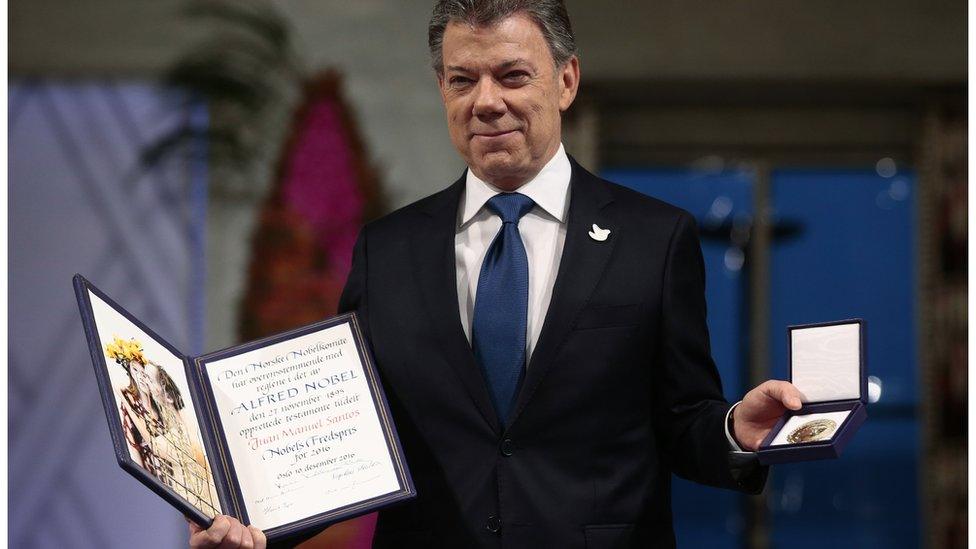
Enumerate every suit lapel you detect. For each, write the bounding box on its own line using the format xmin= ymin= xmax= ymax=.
xmin=411 ymin=175 xmax=502 ymax=434
xmin=508 ymin=159 xmax=618 ymax=428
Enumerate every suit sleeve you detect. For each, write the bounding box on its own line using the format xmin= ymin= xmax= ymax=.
xmin=338 ymin=226 xmax=369 ymax=329
xmin=653 ymin=211 xmax=767 ymax=494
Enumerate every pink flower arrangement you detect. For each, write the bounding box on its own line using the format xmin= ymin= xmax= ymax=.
xmin=281 ymin=93 xmax=366 ymax=278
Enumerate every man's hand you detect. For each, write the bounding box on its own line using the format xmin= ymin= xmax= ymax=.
xmin=732 ymin=380 xmax=804 ymax=451
xmin=188 ymin=515 xmax=267 ymax=549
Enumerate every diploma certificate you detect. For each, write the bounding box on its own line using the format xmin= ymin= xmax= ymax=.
xmin=201 ymin=320 xmax=407 ymax=531
xmin=75 ymin=275 xmax=414 ymax=543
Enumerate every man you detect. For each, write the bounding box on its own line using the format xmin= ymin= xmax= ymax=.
xmin=190 ymin=1 xmax=803 ymax=547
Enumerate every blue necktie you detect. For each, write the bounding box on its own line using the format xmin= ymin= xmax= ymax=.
xmin=472 ymin=192 xmax=536 ymax=423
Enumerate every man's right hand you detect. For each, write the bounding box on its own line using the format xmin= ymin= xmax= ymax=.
xmin=188 ymin=515 xmax=267 ymax=549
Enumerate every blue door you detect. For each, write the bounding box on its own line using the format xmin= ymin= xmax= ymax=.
xmin=767 ymin=169 xmax=918 ymax=548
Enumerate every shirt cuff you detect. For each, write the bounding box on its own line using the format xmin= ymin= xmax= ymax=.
xmin=725 ymin=401 xmax=748 ymax=452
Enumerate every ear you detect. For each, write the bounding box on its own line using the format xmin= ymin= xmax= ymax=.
xmin=557 ymin=56 xmax=580 ymax=112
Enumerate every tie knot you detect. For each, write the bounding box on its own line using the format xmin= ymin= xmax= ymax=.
xmin=486 ymin=192 xmax=535 ymax=224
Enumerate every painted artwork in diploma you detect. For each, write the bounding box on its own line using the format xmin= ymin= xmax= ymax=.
xmin=88 ymin=290 xmax=221 ymax=518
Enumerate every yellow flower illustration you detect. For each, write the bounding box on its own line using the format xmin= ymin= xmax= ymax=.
xmin=106 ymin=336 xmax=147 ymax=364
xmin=105 ymin=340 xmax=122 ymax=360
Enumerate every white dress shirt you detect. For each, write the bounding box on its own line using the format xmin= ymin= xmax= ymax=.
xmin=455 ymin=143 xmax=571 ymax=364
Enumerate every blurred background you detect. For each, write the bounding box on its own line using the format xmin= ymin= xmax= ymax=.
xmin=8 ymin=0 xmax=967 ymax=547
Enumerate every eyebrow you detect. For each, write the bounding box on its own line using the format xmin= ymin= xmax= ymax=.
xmin=497 ymin=58 xmax=529 ymax=70
xmin=445 ymin=58 xmax=534 ymax=73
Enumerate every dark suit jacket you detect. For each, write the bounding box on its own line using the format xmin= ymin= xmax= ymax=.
xmin=337 ymin=158 xmax=764 ymax=549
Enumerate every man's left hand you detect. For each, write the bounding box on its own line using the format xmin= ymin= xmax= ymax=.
xmin=732 ymin=380 xmax=804 ymax=451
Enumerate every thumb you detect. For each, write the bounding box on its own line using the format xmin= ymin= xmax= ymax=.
xmin=762 ymin=380 xmax=803 ymax=410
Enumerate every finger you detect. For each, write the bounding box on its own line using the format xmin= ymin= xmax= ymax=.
xmin=218 ymin=519 xmax=245 ymax=549
xmin=186 ymin=516 xmax=204 ymax=536
xmin=239 ymin=526 xmax=255 ymax=549
xmin=762 ymin=380 xmax=803 ymax=409
xmin=248 ymin=525 xmax=268 ymax=549
xmin=193 ymin=515 xmax=231 ymax=549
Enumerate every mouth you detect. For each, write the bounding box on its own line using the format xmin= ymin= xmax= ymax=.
xmin=472 ymin=129 xmax=519 ymax=139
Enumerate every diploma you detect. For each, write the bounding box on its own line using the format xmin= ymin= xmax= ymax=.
xmin=74 ymin=274 xmax=414 ymax=543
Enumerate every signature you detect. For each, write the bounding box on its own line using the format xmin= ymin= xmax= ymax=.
xmin=323 ymin=458 xmax=381 ymax=480
xmin=253 ymin=458 xmax=386 ymax=514
xmin=254 ymin=493 xmax=296 ymax=516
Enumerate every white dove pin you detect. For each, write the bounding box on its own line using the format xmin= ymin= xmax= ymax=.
xmin=588 ymin=223 xmax=611 ymax=241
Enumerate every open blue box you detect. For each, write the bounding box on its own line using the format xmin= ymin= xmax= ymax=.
xmin=757 ymin=319 xmax=867 ymax=465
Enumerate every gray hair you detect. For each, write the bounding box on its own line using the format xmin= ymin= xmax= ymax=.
xmin=428 ymin=0 xmax=577 ymax=74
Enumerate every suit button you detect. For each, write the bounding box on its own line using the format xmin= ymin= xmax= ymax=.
xmin=485 ymin=515 xmax=501 ymax=533
xmin=500 ymin=438 xmax=514 ymax=457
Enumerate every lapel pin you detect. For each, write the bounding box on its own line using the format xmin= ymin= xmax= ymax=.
xmin=588 ymin=224 xmax=611 ymax=242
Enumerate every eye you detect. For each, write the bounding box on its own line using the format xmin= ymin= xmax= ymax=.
xmin=448 ymin=76 xmax=473 ymax=88
xmin=502 ymin=71 xmax=530 ymax=83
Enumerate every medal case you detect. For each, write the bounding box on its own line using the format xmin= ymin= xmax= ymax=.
xmin=756 ymin=319 xmax=867 ymax=465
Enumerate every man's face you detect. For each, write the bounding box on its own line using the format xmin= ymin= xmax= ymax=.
xmin=438 ymin=13 xmax=579 ymax=190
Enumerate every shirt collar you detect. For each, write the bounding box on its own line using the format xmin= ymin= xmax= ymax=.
xmin=459 ymin=143 xmax=571 ymax=228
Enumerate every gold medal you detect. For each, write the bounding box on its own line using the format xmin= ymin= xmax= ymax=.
xmin=787 ymin=418 xmax=837 ymax=444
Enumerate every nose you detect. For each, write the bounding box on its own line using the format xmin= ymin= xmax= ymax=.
xmin=471 ymin=78 xmax=506 ymax=120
